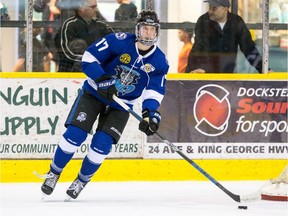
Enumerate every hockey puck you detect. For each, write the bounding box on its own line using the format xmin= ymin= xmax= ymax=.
xmin=238 ymin=206 xmax=248 ymax=210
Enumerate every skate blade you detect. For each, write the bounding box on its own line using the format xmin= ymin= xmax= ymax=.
xmin=41 ymin=193 xmax=48 ymax=200
xmin=64 ymin=195 xmax=72 ymax=202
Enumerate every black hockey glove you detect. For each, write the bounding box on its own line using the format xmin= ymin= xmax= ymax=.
xmin=139 ymin=109 xmax=161 ymax=136
xmin=94 ymin=75 xmax=117 ymax=102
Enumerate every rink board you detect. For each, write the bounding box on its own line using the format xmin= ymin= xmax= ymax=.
xmin=1 ymin=159 xmax=287 ymax=182
xmin=1 ymin=72 xmax=287 ymax=182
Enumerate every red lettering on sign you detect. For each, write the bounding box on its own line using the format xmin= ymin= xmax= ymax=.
xmin=236 ymin=98 xmax=288 ymax=114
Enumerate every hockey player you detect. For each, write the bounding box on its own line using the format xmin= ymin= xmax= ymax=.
xmin=40 ymin=10 xmax=169 ymax=200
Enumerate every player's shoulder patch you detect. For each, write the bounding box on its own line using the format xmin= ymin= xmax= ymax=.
xmin=115 ymin=32 xmax=128 ymax=40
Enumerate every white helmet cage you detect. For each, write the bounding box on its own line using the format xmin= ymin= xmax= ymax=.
xmin=135 ymin=10 xmax=160 ymax=46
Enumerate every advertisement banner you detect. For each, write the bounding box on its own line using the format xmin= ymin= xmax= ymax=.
xmin=146 ymin=80 xmax=288 ymax=159
xmin=0 ymin=78 xmax=143 ymax=159
xmin=1 ymin=76 xmax=287 ymax=160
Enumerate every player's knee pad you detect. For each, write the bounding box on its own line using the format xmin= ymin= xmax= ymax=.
xmin=60 ymin=125 xmax=88 ymax=153
xmin=88 ymin=130 xmax=113 ymax=164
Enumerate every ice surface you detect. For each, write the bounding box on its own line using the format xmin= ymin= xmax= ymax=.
xmin=0 ymin=181 xmax=287 ymax=216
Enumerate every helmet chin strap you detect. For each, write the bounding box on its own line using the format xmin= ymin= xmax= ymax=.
xmin=136 ymin=40 xmax=152 ymax=51
xmin=139 ymin=35 xmax=157 ymax=46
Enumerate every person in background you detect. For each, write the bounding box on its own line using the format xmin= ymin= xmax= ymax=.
xmin=33 ymin=0 xmax=61 ymax=69
xmin=0 ymin=2 xmax=10 ymax=71
xmin=0 ymin=2 xmax=10 ymax=20
xmin=114 ymin=0 xmax=138 ymax=33
xmin=55 ymin=0 xmax=78 ymax=22
xmin=185 ymin=0 xmax=270 ymax=73
xmin=13 ymin=28 xmax=53 ymax=72
xmin=56 ymin=0 xmax=107 ymax=22
xmin=54 ymin=0 xmax=113 ymax=72
xmin=177 ymin=23 xmax=193 ymax=73
xmin=40 ymin=10 xmax=169 ymax=200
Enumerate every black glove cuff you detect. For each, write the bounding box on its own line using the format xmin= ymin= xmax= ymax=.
xmin=94 ymin=75 xmax=112 ymax=83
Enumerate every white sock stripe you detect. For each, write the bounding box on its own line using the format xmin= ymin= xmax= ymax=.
xmin=87 ymin=147 xmax=108 ymax=164
xmin=50 ymin=161 xmax=63 ymax=174
xmin=59 ymin=136 xmax=78 ymax=154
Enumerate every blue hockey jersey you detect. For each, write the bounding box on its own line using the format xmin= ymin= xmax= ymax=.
xmin=81 ymin=32 xmax=169 ymax=112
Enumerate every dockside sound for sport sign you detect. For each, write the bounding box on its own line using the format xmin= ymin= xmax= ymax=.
xmin=0 ymin=78 xmax=287 ymax=159
xmin=146 ymin=80 xmax=287 ymax=159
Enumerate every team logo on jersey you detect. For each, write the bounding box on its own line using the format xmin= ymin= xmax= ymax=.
xmin=114 ymin=65 xmax=140 ymax=95
xmin=193 ymin=84 xmax=231 ymax=136
xmin=120 ymin=54 xmax=131 ymax=64
xmin=140 ymin=63 xmax=155 ymax=73
xmin=76 ymin=112 xmax=87 ymax=122
xmin=115 ymin=32 xmax=127 ymax=40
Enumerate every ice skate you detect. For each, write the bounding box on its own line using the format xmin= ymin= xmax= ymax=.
xmin=66 ymin=178 xmax=87 ymax=200
xmin=40 ymin=170 xmax=60 ymax=195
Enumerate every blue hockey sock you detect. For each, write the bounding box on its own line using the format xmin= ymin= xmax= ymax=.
xmin=78 ymin=130 xmax=113 ymax=182
xmin=50 ymin=125 xmax=87 ymax=174
xmin=50 ymin=146 xmax=74 ymax=175
xmin=78 ymin=156 xmax=101 ymax=182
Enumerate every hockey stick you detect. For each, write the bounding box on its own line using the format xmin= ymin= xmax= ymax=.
xmin=113 ymin=95 xmax=261 ymax=203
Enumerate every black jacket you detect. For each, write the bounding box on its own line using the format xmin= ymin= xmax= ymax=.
xmin=55 ymin=13 xmax=113 ymax=72
xmin=114 ymin=3 xmax=138 ymax=33
xmin=186 ymin=12 xmax=263 ymax=73
xmin=115 ymin=3 xmax=138 ymax=22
